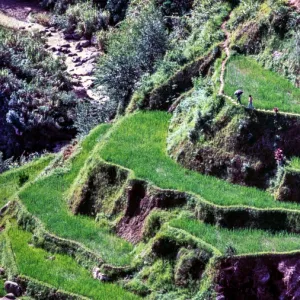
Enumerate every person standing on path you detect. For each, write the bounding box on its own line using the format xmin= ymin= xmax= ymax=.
xmin=234 ymin=90 xmax=243 ymax=104
xmin=248 ymin=95 xmax=254 ymax=109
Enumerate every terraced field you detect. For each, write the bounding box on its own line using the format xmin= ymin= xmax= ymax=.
xmin=0 ymin=223 xmax=139 ymax=300
xmin=18 ymin=124 xmax=134 ymax=266
xmin=224 ymin=55 xmax=300 ymax=113
xmin=0 ymin=0 xmax=299 ymax=298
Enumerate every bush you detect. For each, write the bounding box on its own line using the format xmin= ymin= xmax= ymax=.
xmin=53 ymin=1 xmax=110 ymax=38
xmin=96 ymin=5 xmax=168 ymax=113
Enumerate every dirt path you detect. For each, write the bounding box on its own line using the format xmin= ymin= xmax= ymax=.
xmin=218 ymin=14 xmax=231 ymax=96
xmin=0 ymin=1 xmax=107 ymax=104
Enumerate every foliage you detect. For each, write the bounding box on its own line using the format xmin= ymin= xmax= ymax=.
xmin=129 ymin=0 xmax=229 ymax=112
xmin=107 ymin=0 xmax=130 ymax=24
xmin=224 ymin=55 xmax=300 ymax=113
xmin=0 ymin=155 xmax=53 ymax=207
xmin=53 ymin=1 xmax=110 ymax=38
xmin=0 ymin=26 xmax=76 ymax=158
xmin=96 ymin=5 xmax=168 ymax=113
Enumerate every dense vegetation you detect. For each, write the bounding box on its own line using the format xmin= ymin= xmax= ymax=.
xmin=0 ymin=26 xmax=76 ymax=160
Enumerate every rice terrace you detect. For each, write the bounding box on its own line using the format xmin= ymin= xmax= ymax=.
xmin=0 ymin=0 xmax=299 ymax=299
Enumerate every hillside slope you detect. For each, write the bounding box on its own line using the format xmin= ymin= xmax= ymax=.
xmin=0 ymin=0 xmax=299 ymax=299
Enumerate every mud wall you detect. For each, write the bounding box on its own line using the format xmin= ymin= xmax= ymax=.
xmin=216 ymin=253 xmax=300 ymax=299
xmin=174 ymin=100 xmax=300 ymax=189
xmin=276 ymin=169 xmax=300 ymax=203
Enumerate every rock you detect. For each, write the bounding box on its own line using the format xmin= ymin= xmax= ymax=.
xmin=72 ymin=33 xmax=81 ymax=40
xmin=75 ymin=43 xmax=82 ymax=50
xmin=4 ymin=281 xmax=22 ymax=297
xmin=48 ymin=27 xmax=56 ymax=33
xmin=78 ymin=40 xmax=90 ymax=48
xmin=61 ymin=43 xmax=71 ymax=48
xmin=44 ymin=44 xmax=50 ymax=49
xmin=68 ymin=53 xmax=77 ymax=57
xmin=75 ymin=62 xmax=83 ymax=67
xmin=0 ymin=267 xmax=5 ymax=275
xmin=62 ymin=48 xmax=70 ymax=54
xmin=73 ymin=87 xmax=88 ymax=98
xmin=91 ymin=35 xmax=98 ymax=46
xmin=92 ymin=267 xmax=110 ymax=282
xmin=72 ymin=57 xmax=81 ymax=63
xmin=45 ymin=32 xmax=52 ymax=37
xmin=64 ymin=33 xmax=73 ymax=40
xmin=0 ymin=202 xmax=10 ymax=216
xmin=39 ymin=29 xmax=47 ymax=34
xmin=2 ymin=293 xmax=16 ymax=300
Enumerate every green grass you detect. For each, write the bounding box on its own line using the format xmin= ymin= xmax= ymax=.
xmin=0 ymin=156 xmax=53 ymax=207
xmin=224 ymin=55 xmax=300 ymax=113
xmin=99 ymin=111 xmax=300 ymax=210
xmin=4 ymin=225 xmax=139 ymax=300
xmin=170 ymin=217 xmax=300 ymax=255
xmin=289 ymin=157 xmax=300 ymax=170
xmin=18 ymin=124 xmax=134 ymax=266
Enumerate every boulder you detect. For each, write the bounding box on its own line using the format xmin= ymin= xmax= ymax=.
xmin=92 ymin=267 xmax=110 ymax=282
xmin=64 ymin=33 xmax=73 ymax=40
xmin=91 ymin=35 xmax=97 ymax=46
xmin=4 ymin=281 xmax=22 ymax=297
xmin=72 ymin=33 xmax=81 ymax=41
xmin=0 ymin=202 xmax=10 ymax=215
xmin=78 ymin=40 xmax=90 ymax=48
xmin=61 ymin=43 xmax=71 ymax=48
xmin=0 ymin=267 xmax=5 ymax=275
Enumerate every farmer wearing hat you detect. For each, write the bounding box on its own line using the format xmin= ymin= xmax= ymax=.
xmin=234 ymin=89 xmax=243 ymax=104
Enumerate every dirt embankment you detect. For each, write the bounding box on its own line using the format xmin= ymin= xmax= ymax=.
xmin=175 ymin=101 xmax=300 ymax=189
xmin=217 ymin=254 xmax=300 ymax=299
xmin=116 ymin=180 xmax=187 ymax=243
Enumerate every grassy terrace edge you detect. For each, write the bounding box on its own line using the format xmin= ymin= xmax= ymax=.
xmin=92 ymin=111 xmax=300 ymax=232
xmin=16 ymin=124 xmax=134 ymax=267
xmin=0 ymin=222 xmax=140 ymax=300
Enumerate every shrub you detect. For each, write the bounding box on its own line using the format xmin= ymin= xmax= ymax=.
xmin=96 ymin=5 xmax=168 ymax=113
xmin=54 ymin=1 xmax=109 ymax=38
xmin=106 ymin=0 xmax=129 ymax=24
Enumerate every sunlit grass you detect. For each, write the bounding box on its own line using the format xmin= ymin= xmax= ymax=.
xmin=170 ymin=217 xmax=300 ymax=255
xmin=19 ymin=124 xmax=134 ymax=266
xmin=289 ymin=157 xmax=300 ymax=170
xmin=4 ymin=225 xmax=139 ymax=300
xmin=0 ymin=156 xmax=53 ymax=207
xmin=99 ymin=111 xmax=300 ymax=210
xmin=224 ymin=55 xmax=300 ymax=113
